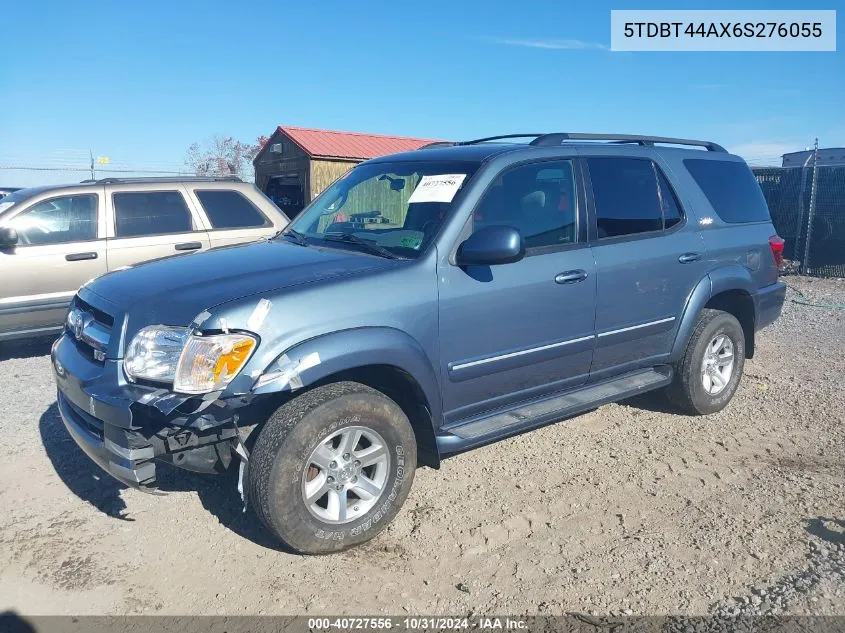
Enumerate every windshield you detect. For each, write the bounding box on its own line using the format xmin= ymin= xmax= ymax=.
xmin=0 ymin=186 xmax=52 ymax=217
xmin=286 ymin=160 xmax=478 ymax=259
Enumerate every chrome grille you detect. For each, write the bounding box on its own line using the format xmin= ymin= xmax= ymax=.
xmin=75 ymin=297 xmax=114 ymax=327
xmin=68 ymin=296 xmax=114 ymax=362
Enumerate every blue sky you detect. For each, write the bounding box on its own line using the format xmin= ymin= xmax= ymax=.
xmin=1 ymin=0 xmax=842 ymax=186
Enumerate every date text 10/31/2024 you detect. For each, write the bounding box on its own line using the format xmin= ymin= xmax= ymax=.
xmin=307 ymin=617 xmax=529 ymax=630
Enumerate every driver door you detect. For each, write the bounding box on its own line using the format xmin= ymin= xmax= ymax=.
xmin=0 ymin=191 xmax=107 ymax=337
xmin=436 ymin=159 xmax=597 ymax=423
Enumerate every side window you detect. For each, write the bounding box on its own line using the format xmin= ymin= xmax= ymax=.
xmin=684 ymin=159 xmax=771 ymax=223
xmin=655 ymin=168 xmax=683 ymax=229
xmin=194 ymin=190 xmax=268 ymax=229
xmin=113 ymin=191 xmax=193 ymax=238
xmin=9 ymin=194 xmax=98 ymax=246
xmin=588 ymin=157 xmax=662 ymax=239
xmin=474 ymin=160 xmax=577 ymax=249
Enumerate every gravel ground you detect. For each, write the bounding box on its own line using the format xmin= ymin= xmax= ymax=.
xmin=0 ymin=275 xmax=843 ymax=617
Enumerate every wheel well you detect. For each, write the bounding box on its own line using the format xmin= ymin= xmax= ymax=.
xmin=312 ymin=365 xmax=440 ymax=468
xmin=705 ymin=290 xmax=755 ymax=358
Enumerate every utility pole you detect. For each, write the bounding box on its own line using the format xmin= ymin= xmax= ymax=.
xmin=89 ymin=149 xmax=95 ymax=181
xmin=801 ymin=138 xmax=819 ymax=275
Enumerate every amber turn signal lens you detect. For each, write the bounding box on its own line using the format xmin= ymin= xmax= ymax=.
xmin=173 ymin=333 xmax=257 ymax=394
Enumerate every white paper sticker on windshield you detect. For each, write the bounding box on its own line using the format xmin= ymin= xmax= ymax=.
xmin=408 ymin=174 xmax=467 ymax=204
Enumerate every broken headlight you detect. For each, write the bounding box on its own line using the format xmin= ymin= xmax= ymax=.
xmin=124 ymin=326 xmax=256 ymax=395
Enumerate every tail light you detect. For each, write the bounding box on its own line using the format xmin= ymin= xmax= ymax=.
xmin=768 ymin=235 xmax=785 ymax=268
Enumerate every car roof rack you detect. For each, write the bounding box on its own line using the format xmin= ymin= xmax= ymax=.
xmin=419 ymin=141 xmax=457 ymax=149
xmin=449 ymin=133 xmax=726 ymax=153
xmin=528 ymin=133 xmax=727 ymax=152
xmin=420 ymin=135 xmax=548 ymax=149
xmin=460 ymin=134 xmax=549 ymax=145
xmin=79 ymin=175 xmax=243 ymax=184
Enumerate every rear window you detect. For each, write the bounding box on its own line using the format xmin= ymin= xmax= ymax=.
xmin=684 ymin=159 xmax=771 ymax=223
xmin=195 ymin=190 xmax=268 ymax=229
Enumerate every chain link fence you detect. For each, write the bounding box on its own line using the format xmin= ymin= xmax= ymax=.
xmin=754 ymin=164 xmax=845 ymax=278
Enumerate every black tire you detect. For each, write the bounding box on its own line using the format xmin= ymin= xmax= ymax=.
xmin=666 ymin=309 xmax=746 ymax=415
xmin=248 ymin=381 xmax=417 ymax=554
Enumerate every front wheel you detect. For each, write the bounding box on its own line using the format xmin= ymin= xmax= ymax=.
xmin=666 ymin=309 xmax=746 ymax=415
xmin=248 ymin=381 xmax=417 ymax=554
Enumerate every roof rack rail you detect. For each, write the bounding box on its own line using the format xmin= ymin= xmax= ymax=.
xmin=444 ymin=133 xmax=726 ymax=152
xmin=528 ymin=133 xmax=727 ymax=152
xmin=79 ymin=175 xmax=243 ymax=184
xmin=419 ymin=141 xmax=457 ymax=149
xmin=459 ymin=134 xmax=547 ymax=145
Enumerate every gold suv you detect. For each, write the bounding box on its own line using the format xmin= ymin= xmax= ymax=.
xmin=0 ymin=176 xmax=288 ymax=340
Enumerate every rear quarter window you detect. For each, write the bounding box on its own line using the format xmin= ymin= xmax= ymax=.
xmin=684 ymin=159 xmax=771 ymax=223
xmin=195 ymin=190 xmax=268 ymax=229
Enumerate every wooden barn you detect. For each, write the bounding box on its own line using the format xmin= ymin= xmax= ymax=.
xmin=253 ymin=125 xmax=441 ymax=218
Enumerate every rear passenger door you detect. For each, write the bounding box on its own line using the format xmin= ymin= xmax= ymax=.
xmin=585 ymin=156 xmax=707 ymax=380
xmin=186 ymin=188 xmax=276 ymax=249
xmin=105 ymin=187 xmax=211 ymax=270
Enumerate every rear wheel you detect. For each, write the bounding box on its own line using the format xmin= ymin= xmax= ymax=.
xmin=248 ymin=381 xmax=417 ymax=554
xmin=666 ymin=309 xmax=745 ymax=415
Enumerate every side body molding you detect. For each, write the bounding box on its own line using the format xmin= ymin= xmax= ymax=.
xmin=252 ymin=327 xmax=443 ymax=448
xmin=669 ymin=265 xmax=755 ymax=362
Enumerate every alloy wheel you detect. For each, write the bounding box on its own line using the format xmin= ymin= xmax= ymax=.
xmin=300 ymin=425 xmax=390 ymax=524
xmin=700 ymin=334 xmax=735 ymax=395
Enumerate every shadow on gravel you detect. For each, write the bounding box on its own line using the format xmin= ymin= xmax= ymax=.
xmin=806 ymin=517 xmax=845 ymax=546
xmin=0 ymin=612 xmax=36 ymax=633
xmin=620 ymin=390 xmax=681 ymax=415
xmin=155 ymin=462 xmax=290 ymax=552
xmin=39 ymin=402 xmax=289 ymax=551
xmin=38 ymin=403 xmax=132 ymax=519
xmin=0 ymin=335 xmax=56 ymax=361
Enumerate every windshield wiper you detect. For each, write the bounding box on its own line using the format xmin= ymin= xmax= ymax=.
xmin=322 ymin=233 xmax=400 ymax=259
xmin=277 ymin=228 xmax=309 ymax=246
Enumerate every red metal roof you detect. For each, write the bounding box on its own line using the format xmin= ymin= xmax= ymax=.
xmin=277 ymin=125 xmax=444 ymax=161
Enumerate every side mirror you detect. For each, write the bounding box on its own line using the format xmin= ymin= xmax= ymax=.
xmin=0 ymin=226 xmax=18 ymax=248
xmin=456 ymin=225 xmax=525 ymax=266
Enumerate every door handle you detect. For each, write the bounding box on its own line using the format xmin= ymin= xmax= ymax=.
xmin=65 ymin=252 xmax=98 ymax=262
xmin=678 ymin=252 xmax=702 ymax=264
xmin=555 ymin=270 xmax=588 ymax=284
xmin=174 ymin=241 xmax=203 ymax=251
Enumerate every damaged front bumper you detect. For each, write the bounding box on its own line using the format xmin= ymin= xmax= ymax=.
xmin=52 ymin=333 xmax=243 ymax=491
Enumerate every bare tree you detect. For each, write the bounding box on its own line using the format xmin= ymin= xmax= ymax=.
xmin=185 ymin=136 xmax=267 ymax=179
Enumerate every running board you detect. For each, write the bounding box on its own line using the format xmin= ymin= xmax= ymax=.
xmin=437 ymin=367 xmax=672 ymax=454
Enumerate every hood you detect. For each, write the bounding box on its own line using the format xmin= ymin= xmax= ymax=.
xmin=84 ymin=239 xmax=396 ymax=328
